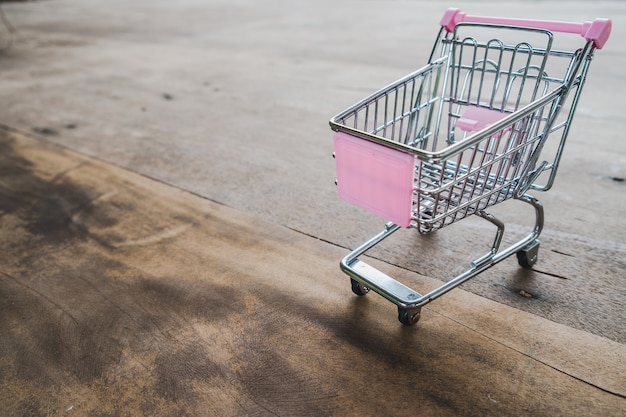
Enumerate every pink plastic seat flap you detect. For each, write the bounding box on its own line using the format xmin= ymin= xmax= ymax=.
xmin=457 ymin=106 xmax=509 ymax=132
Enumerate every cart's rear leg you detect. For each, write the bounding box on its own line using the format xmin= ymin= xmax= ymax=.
xmin=515 ymin=195 xmax=544 ymax=269
xmin=517 ymin=239 xmax=540 ymax=269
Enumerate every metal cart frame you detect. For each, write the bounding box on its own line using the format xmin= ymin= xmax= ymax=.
xmin=329 ymin=8 xmax=611 ymax=325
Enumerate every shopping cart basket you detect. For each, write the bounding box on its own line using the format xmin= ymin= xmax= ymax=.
xmin=330 ymin=8 xmax=611 ymax=325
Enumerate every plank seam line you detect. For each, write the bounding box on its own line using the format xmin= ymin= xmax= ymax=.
xmin=434 ymin=309 xmax=626 ymax=399
xmin=281 ymin=228 xmax=625 ymax=399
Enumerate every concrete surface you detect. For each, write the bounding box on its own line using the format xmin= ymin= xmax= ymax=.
xmin=0 ymin=0 xmax=624 ymax=415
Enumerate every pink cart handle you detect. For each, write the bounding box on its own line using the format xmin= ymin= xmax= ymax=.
xmin=440 ymin=8 xmax=612 ymax=49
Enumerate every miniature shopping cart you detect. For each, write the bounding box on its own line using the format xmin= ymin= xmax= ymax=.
xmin=330 ymin=8 xmax=611 ymax=325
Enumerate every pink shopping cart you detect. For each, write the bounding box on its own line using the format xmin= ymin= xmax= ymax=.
xmin=330 ymin=8 xmax=611 ymax=325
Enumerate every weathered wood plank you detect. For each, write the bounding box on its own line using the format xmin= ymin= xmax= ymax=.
xmin=1 ymin=128 xmax=624 ymax=416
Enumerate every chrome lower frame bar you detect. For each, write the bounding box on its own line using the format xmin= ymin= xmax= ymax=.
xmin=339 ymin=194 xmax=544 ymax=311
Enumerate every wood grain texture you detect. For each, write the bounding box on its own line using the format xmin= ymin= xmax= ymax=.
xmin=1 ymin=128 xmax=624 ymax=416
xmin=0 ymin=0 xmax=623 ymax=345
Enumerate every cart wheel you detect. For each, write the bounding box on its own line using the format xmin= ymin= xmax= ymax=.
xmin=517 ymin=240 xmax=540 ymax=269
xmin=398 ymin=307 xmax=421 ymax=326
xmin=350 ymin=279 xmax=369 ymax=296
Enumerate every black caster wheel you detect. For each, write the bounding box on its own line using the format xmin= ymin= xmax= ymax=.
xmin=517 ymin=240 xmax=540 ymax=269
xmin=350 ymin=278 xmax=369 ymax=296
xmin=398 ymin=307 xmax=421 ymax=326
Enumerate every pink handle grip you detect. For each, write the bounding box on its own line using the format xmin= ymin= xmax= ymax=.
xmin=440 ymin=8 xmax=612 ymax=49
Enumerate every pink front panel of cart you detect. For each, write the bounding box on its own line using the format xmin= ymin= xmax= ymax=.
xmin=334 ymin=132 xmax=414 ymax=227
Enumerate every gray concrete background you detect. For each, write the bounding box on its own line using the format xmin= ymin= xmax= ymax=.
xmin=0 ymin=0 xmax=624 ymax=342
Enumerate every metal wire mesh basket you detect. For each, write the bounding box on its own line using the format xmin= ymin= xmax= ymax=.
xmin=329 ymin=8 xmax=611 ymax=325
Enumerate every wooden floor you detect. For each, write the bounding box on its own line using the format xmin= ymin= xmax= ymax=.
xmin=1 ymin=127 xmax=624 ymax=416
xmin=0 ymin=0 xmax=625 ymax=414
xmin=0 ymin=0 xmax=624 ymax=344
